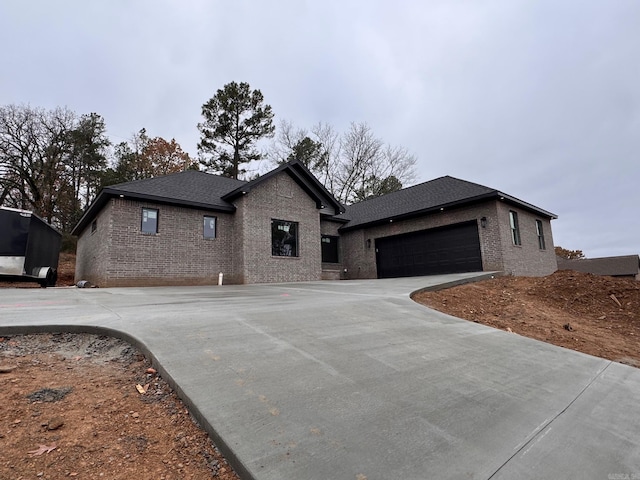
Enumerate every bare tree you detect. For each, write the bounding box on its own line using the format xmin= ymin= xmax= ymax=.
xmin=309 ymin=122 xmax=341 ymax=195
xmin=269 ymin=120 xmax=417 ymax=204
xmin=0 ymin=105 xmax=76 ymax=223
xmin=0 ymin=105 xmax=111 ymax=231
xmin=268 ymin=119 xmax=306 ymax=164
xmin=337 ymin=122 xmax=384 ymax=203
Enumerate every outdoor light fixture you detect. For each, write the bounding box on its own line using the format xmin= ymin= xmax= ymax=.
xmin=481 ymin=217 xmax=487 ymax=228
xmin=366 ymin=238 xmax=372 ymax=249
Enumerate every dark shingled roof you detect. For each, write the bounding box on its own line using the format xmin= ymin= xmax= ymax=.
xmin=72 ymin=160 xmax=344 ymax=235
xmin=557 ymin=255 xmax=640 ymax=277
xmin=72 ymin=171 xmax=246 ymax=235
xmin=105 ymin=170 xmax=246 ymax=210
xmin=339 ymin=175 xmax=556 ymax=231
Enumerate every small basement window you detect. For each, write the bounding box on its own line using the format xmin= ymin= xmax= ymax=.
xmin=272 ymin=219 xmax=298 ymax=257
xmin=204 ymin=216 xmax=217 ymax=239
xmin=509 ymin=211 xmax=521 ymax=245
xmin=536 ymin=219 xmax=546 ymax=250
xmin=141 ymin=208 xmax=159 ymax=234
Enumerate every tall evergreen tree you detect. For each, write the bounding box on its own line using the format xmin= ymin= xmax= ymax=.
xmin=197 ymin=81 xmax=275 ymax=179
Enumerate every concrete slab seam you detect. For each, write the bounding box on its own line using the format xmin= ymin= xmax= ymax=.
xmin=485 ymin=360 xmax=613 ymax=479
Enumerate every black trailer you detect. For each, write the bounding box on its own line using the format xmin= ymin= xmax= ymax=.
xmin=0 ymin=206 xmax=61 ymax=287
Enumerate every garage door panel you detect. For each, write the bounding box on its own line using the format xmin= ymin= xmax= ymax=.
xmin=376 ymin=222 xmax=482 ymax=278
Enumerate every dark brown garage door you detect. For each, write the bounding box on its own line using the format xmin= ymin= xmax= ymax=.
xmin=375 ymin=221 xmax=482 ymax=278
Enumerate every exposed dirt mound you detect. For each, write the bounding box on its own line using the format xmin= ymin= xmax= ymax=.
xmin=413 ymin=270 xmax=640 ymax=367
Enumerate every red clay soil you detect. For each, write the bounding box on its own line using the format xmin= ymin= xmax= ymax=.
xmin=413 ymin=270 xmax=640 ymax=367
xmin=0 ymin=334 xmax=240 ymax=480
xmin=56 ymin=253 xmax=76 ymax=286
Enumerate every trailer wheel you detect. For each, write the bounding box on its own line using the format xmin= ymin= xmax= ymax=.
xmin=39 ymin=268 xmax=57 ymax=288
xmin=46 ymin=268 xmax=58 ymax=287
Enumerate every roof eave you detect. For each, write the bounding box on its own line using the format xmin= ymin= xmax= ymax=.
xmin=339 ymin=193 xmax=497 ymax=232
xmin=323 ymin=214 xmax=350 ymax=223
xmin=71 ymin=190 xmax=110 ymax=235
xmin=71 ymin=189 xmax=236 ymax=236
xmin=221 ymin=185 xmax=251 ymax=201
xmin=497 ymin=192 xmax=558 ymax=219
xmin=339 ymin=192 xmax=557 ymax=232
xmin=285 ymin=164 xmax=344 ymax=214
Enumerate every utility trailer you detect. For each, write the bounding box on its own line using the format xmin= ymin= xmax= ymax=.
xmin=0 ymin=206 xmax=61 ymax=287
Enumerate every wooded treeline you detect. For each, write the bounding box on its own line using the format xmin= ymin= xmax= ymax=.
xmin=1 ymin=82 xmax=417 ymax=239
xmin=197 ymin=81 xmax=417 ymax=205
xmin=0 ymin=105 xmax=195 ymax=235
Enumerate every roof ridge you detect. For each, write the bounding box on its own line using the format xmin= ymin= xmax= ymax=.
xmin=107 ymin=169 xmax=247 ymax=191
xmin=565 ymin=254 xmax=640 ymax=261
xmin=441 ymin=175 xmax=499 ymax=194
xmin=346 ymin=175 xmax=495 ymax=209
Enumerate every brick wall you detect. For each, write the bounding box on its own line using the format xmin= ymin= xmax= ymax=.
xmin=231 ymin=193 xmax=246 ymax=284
xmin=495 ymin=202 xmax=557 ymax=276
xmin=75 ymin=177 xmax=557 ymax=286
xmin=320 ymin=218 xmax=342 ymax=236
xmin=75 ymin=201 xmax=113 ymax=284
xmin=340 ymin=200 xmax=556 ymax=279
xmin=234 ymin=172 xmax=322 ymax=283
xmin=76 ymin=198 xmax=236 ymax=287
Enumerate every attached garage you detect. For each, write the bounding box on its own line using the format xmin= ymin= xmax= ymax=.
xmin=375 ymin=221 xmax=482 ymax=278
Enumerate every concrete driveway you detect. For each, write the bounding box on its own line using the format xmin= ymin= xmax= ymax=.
xmin=1 ymin=273 xmax=639 ymax=480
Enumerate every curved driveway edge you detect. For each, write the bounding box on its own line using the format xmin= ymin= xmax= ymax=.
xmin=1 ymin=273 xmax=639 ymax=480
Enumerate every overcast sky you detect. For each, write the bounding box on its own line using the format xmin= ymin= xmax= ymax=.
xmin=1 ymin=1 xmax=638 ymax=258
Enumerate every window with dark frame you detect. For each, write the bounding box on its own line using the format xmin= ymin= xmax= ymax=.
xmin=203 ymin=216 xmax=217 ymax=239
xmin=536 ymin=219 xmax=546 ymax=250
xmin=272 ymin=219 xmax=298 ymax=257
xmin=321 ymin=235 xmax=339 ymax=263
xmin=509 ymin=210 xmax=521 ymax=245
xmin=141 ymin=208 xmax=159 ymax=234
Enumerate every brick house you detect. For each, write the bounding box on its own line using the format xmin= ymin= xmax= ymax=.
xmin=557 ymin=255 xmax=640 ymax=280
xmin=72 ymin=160 xmax=558 ymax=286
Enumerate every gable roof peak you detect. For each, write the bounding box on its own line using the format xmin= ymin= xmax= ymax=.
xmin=222 ymin=159 xmax=344 ymax=214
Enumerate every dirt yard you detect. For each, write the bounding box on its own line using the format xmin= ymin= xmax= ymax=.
xmin=0 ymin=333 xmax=239 ymax=480
xmin=413 ymin=270 xmax=640 ymax=367
xmin=0 ymin=254 xmax=242 ymax=479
